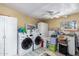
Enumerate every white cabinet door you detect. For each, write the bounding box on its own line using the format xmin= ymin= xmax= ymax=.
xmin=67 ymin=36 xmax=75 ymax=55
xmin=4 ymin=16 xmax=17 ymax=56
xmin=0 ymin=16 xmax=5 ymax=56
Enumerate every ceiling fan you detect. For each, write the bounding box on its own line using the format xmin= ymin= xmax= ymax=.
xmin=46 ymin=10 xmax=60 ymax=16
xmin=40 ymin=10 xmax=60 ymax=19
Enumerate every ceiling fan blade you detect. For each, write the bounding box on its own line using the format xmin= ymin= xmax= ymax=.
xmin=53 ymin=12 xmax=60 ymax=15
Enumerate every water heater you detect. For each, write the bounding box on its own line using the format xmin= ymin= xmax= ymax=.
xmin=38 ymin=22 xmax=48 ymax=36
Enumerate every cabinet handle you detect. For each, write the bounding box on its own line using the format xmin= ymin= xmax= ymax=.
xmin=68 ymin=40 xmax=71 ymax=42
xmin=3 ymin=35 xmax=6 ymax=39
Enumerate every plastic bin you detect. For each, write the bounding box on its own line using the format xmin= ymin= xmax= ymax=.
xmin=48 ymin=44 xmax=57 ymax=52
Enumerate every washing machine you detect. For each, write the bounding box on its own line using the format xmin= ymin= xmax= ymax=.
xmin=18 ymin=33 xmax=33 ymax=56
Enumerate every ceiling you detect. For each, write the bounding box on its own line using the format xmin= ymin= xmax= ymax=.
xmin=3 ymin=3 xmax=79 ymax=19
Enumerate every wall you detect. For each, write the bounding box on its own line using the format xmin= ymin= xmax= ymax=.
xmin=2 ymin=4 xmax=79 ymax=30
xmin=25 ymin=16 xmax=39 ymax=25
xmin=47 ymin=13 xmax=79 ymax=30
xmin=0 ymin=4 xmax=39 ymax=27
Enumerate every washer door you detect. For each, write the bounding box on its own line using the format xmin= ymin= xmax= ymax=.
xmin=35 ymin=36 xmax=42 ymax=45
xmin=21 ymin=38 xmax=33 ymax=50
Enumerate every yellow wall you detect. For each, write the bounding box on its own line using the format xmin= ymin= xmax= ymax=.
xmin=0 ymin=4 xmax=39 ymax=27
xmin=1 ymin=4 xmax=79 ymax=30
xmin=25 ymin=16 xmax=39 ymax=25
xmin=47 ymin=13 xmax=79 ymax=30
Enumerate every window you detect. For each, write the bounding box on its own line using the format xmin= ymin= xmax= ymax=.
xmin=61 ymin=20 xmax=77 ymax=30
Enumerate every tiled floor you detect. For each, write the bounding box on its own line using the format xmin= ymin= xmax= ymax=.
xmin=55 ymin=52 xmax=65 ymax=56
xmin=55 ymin=51 xmax=79 ymax=56
xmin=24 ymin=48 xmax=79 ymax=56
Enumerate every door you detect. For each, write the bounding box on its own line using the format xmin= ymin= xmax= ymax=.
xmin=35 ymin=36 xmax=42 ymax=45
xmin=0 ymin=16 xmax=5 ymax=56
xmin=4 ymin=16 xmax=17 ymax=56
xmin=21 ymin=38 xmax=33 ymax=50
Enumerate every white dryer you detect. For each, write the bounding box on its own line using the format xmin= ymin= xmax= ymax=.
xmin=32 ymin=29 xmax=48 ymax=50
xmin=40 ymin=35 xmax=48 ymax=48
xmin=18 ymin=33 xmax=33 ymax=56
xmin=34 ymin=35 xmax=43 ymax=50
xmin=32 ymin=29 xmax=42 ymax=50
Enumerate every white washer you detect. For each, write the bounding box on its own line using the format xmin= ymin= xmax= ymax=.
xmin=18 ymin=33 xmax=33 ymax=56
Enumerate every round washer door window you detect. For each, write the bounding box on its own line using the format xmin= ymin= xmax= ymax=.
xmin=21 ymin=38 xmax=33 ymax=50
xmin=35 ymin=36 xmax=42 ymax=45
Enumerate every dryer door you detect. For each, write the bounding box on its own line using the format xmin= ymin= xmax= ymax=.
xmin=35 ymin=36 xmax=42 ymax=45
xmin=21 ymin=38 xmax=33 ymax=50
